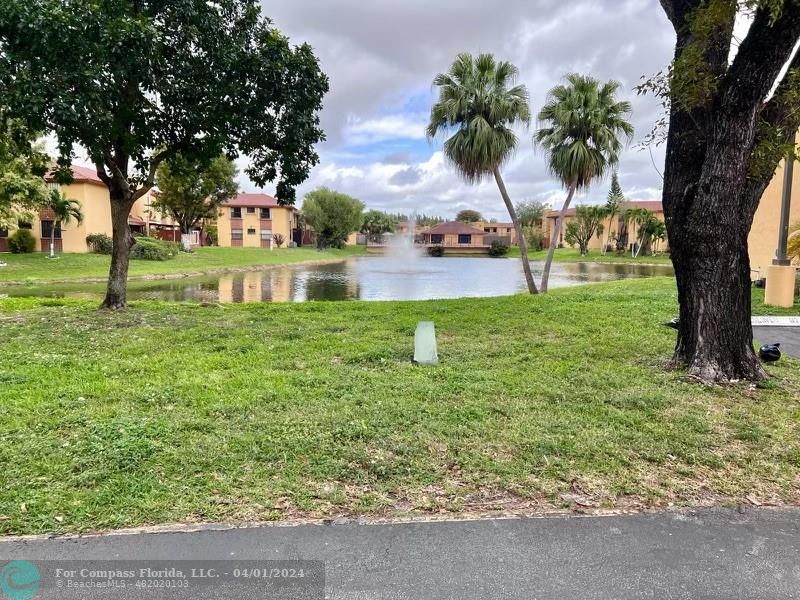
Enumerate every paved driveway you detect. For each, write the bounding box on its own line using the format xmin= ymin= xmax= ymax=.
xmin=2 ymin=508 xmax=800 ymax=599
xmin=753 ymin=326 xmax=800 ymax=358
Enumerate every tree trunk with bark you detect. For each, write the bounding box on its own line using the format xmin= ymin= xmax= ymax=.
xmin=101 ymin=192 xmax=136 ymax=310
xmin=657 ymin=0 xmax=800 ymax=382
xmin=493 ymin=168 xmax=538 ymax=294
xmin=540 ymin=184 xmax=576 ymax=292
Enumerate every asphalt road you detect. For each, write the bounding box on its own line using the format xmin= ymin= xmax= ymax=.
xmin=2 ymin=508 xmax=800 ymax=599
xmin=753 ymin=326 xmax=800 ymax=358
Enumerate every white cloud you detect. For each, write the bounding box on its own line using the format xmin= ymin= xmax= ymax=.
xmin=343 ymin=114 xmax=428 ymax=145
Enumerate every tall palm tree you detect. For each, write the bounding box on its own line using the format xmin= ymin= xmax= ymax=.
xmin=47 ymin=190 xmax=83 ymax=257
xmin=427 ymin=52 xmax=538 ymax=294
xmin=535 ymin=74 xmax=633 ymax=291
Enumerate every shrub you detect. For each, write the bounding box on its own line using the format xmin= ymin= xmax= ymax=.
xmin=523 ymin=225 xmax=545 ymax=251
xmin=130 ymin=237 xmax=179 ymax=261
xmin=427 ymin=245 xmax=444 ymax=257
xmin=8 ymin=228 xmax=36 ymax=253
xmin=273 ymin=233 xmax=285 ymax=248
xmin=204 ymin=224 xmax=218 ymax=246
xmin=86 ymin=233 xmax=113 ymax=254
xmin=488 ymin=240 xmax=510 ymax=257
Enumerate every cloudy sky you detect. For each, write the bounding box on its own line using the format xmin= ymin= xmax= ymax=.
xmin=249 ymin=0 xmax=677 ymax=220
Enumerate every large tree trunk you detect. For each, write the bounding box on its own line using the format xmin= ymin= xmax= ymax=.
xmin=668 ymin=190 xmax=765 ymax=382
xmin=493 ymin=168 xmax=538 ymax=294
xmin=540 ymin=184 xmax=576 ymax=292
xmin=101 ymin=194 xmax=136 ymax=310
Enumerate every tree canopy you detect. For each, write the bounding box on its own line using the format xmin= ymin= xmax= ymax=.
xmin=302 ymin=188 xmax=364 ymax=249
xmin=361 ymin=210 xmax=399 ymax=241
xmin=155 ymin=155 xmax=239 ymax=235
xmin=515 ymin=200 xmax=546 ymax=228
xmin=0 ymin=115 xmax=49 ymax=227
xmin=455 ymin=209 xmax=483 ymax=223
xmin=564 ymin=205 xmax=606 ymax=256
xmin=0 ymin=0 xmax=328 ymax=307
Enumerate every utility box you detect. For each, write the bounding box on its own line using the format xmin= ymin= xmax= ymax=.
xmin=414 ymin=321 xmax=439 ymax=365
xmin=765 ymin=265 xmax=798 ymax=308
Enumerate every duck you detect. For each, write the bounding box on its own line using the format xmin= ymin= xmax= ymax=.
xmin=759 ymin=343 xmax=781 ymax=363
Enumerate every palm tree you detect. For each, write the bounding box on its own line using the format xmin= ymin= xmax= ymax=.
xmin=535 ymin=74 xmax=633 ymax=291
xmin=789 ymin=221 xmax=800 ymax=263
xmin=626 ymin=208 xmax=663 ymax=257
xmin=47 ymin=190 xmax=83 ymax=257
xmin=427 ymin=53 xmax=538 ymax=294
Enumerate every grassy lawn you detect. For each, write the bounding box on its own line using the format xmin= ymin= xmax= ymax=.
xmin=509 ymin=247 xmax=674 ymax=264
xmin=0 ymin=246 xmax=366 ymax=285
xmin=1 ymin=278 xmax=799 ymax=535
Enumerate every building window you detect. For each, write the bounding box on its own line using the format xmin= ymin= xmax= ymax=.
xmin=0 ymin=228 xmax=7 ymax=238
xmin=231 ymin=228 xmax=243 ymax=241
xmin=247 ymin=227 xmax=256 ymax=235
xmin=259 ymin=208 xmax=270 ymax=219
xmin=458 ymin=234 xmax=471 ymax=245
xmin=231 ymin=207 xmax=242 ymax=219
xmin=17 ymin=220 xmax=32 ymax=229
xmin=41 ymin=220 xmax=62 ymax=239
xmin=247 ymin=207 xmax=256 ymax=214
xmin=260 ymin=229 xmax=272 ymax=240
xmin=431 ymin=234 xmax=444 ymax=244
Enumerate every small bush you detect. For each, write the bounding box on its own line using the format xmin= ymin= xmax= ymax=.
xmin=427 ymin=245 xmax=444 ymax=257
xmin=273 ymin=233 xmax=285 ymax=248
xmin=8 ymin=229 xmax=36 ymax=253
xmin=523 ymin=225 xmax=545 ymax=251
xmin=131 ymin=237 xmax=179 ymax=261
xmin=488 ymin=240 xmax=510 ymax=257
xmin=204 ymin=224 xmax=218 ymax=246
xmin=86 ymin=233 xmax=113 ymax=254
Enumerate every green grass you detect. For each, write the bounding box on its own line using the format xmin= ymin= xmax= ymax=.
xmin=0 ymin=246 xmax=366 ymax=285
xmin=508 ymin=247 xmax=674 ymax=264
xmin=1 ymin=278 xmax=799 ymax=535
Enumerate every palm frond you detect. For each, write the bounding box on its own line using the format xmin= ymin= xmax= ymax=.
xmin=428 ymin=52 xmax=530 ymax=181
xmin=534 ymin=73 xmax=634 ymax=190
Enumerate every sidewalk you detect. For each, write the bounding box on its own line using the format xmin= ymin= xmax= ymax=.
xmin=2 ymin=507 xmax=799 ymax=599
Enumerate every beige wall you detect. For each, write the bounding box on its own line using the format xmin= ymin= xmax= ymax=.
xmin=10 ymin=181 xmax=113 ymax=253
xmin=748 ymin=157 xmax=800 ymax=278
xmin=474 ymin=221 xmax=517 ymax=244
xmin=545 ymin=210 xmax=668 ymax=253
xmin=216 ymin=205 xmax=297 ymax=248
xmin=426 ymin=232 xmax=486 ymax=247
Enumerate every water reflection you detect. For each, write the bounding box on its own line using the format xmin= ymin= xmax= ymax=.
xmin=0 ymin=257 xmax=674 ymax=304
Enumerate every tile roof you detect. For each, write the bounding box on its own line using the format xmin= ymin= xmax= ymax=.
xmin=423 ymin=221 xmax=487 ymax=236
xmin=545 ymin=200 xmax=663 ymax=218
xmin=46 ymin=164 xmax=106 ymax=187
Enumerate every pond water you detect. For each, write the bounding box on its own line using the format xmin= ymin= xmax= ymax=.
xmin=0 ymin=257 xmax=674 ymax=304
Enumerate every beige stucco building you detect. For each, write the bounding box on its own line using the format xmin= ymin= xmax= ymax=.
xmin=216 ymin=193 xmax=299 ymax=248
xmin=544 ymin=200 xmax=668 ymax=254
xmin=0 ymin=165 xmax=182 ymax=253
xmin=748 ymin=157 xmax=800 ymax=279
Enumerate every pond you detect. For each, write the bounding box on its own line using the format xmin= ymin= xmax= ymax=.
xmin=0 ymin=257 xmax=674 ymax=304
